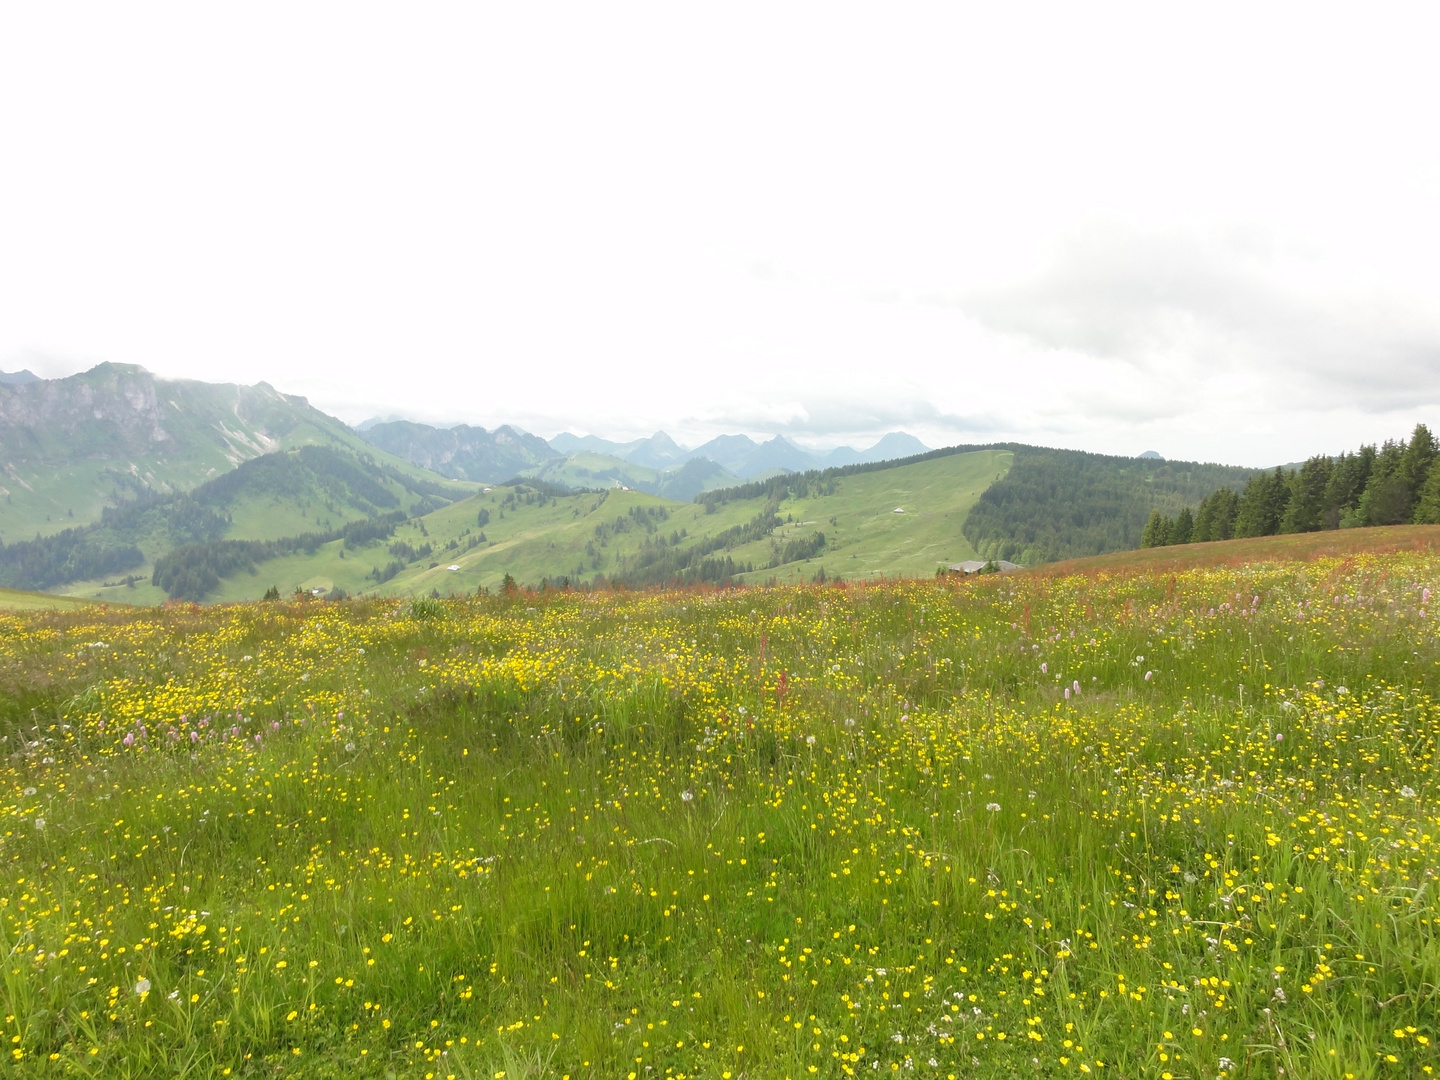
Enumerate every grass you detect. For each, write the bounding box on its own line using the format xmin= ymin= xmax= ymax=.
xmin=1037 ymin=524 xmax=1440 ymax=577
xmin=62 ymin=449 xmax=1012 ymax=604
xmin=2 ymin=544 xmax=1437 ymax=1077
xmin=0 ymin=587 xmax=99 ymax=612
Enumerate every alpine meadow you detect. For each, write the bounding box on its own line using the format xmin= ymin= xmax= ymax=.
xmin=2 ymin=534 xmax=1438 ymax=1078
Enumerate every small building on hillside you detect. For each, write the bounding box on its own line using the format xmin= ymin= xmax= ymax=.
xmin=948 ymin=559 xmax=1021 ymax=574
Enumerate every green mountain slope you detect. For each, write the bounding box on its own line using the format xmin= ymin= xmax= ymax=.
xmin=11 ymin=445 xmax=472 ymax=599
xmin=64 ymin=449 xmax=1010 ymax=602
xmin=962 ymin=447 xmax=1259 ymax=563
xmin=520 ymin=452 xmax=740 ymax=502
xmin=0 ymin=363 xmax=460 ymax=540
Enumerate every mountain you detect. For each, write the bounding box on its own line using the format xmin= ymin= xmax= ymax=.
xmin=0 ymin=363 xmax=428 ymax=542
xmin=547 ymin=430 xmax=936 ymax=478
xmin=548 ymin=432 xmax=640 ymax=457
xmin=519 ymin=451 xmax=739 ymax=502
xmin=682 ymin=434 xmax=761 ymax=475
xmin=623 ymin=431 xmax=688 ymax=468
xmin=740 ymin=435 xmax=817 ymax=475
xmin=63 ymin=447 xmax=1013 ymax=603
xmin=548 ymin=431 xmax=689 ymax=468
xmin=356 ymin=420 xmax=560 ymax=482
xmin=855 ymin=431 xmax=930 ymax=463
xmin=0 ymin=369 xmax=40 ymax=385
xmin=0 ymin=443 xmax=463 ymax=596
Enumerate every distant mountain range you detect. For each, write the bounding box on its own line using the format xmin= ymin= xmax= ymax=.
xmin=355 ymin=418 xmax=933 ymax=488
xmin=546 ymin=429 xmax=931 ymax=476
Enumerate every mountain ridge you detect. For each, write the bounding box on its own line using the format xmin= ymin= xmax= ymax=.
xmin=0 ymin=363 xmax=469 ymax=541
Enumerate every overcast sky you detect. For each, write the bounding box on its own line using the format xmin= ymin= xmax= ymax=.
xmin=3 ymin=4 xmax=1438 ymax=464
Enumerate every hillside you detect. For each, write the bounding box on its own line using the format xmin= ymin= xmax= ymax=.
xmin=1034 ymin=521 xmax=1440 ymax=576
xmin=0 ymin=585 xmax=98 ymax=612
xmin=9 ymin=445 xmax=471 ymax=600
xmin=0 ymin=363 xmax=447 ymax=540
xmin=962 ymin=445 xmax=1258 ymax=563
xmin=62 ymin=448 xmax=1010 ymax=602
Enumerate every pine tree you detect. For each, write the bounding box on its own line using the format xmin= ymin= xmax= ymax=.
xmin=1323 ymin=445 xmax=1375 ymax=527
xmin=1172 ymin=506 xmax=1194 ymax=544
xmin=1399 ymin=423 xmax=1437 ymax=506
xmin=1281 ymin=455 xmax=1332 ymax=533
xmin=1358 ymin=439 xmax=1411 ymax=525
xmin=1415 ymin=461 xmax=1440 ymax=524
xmin=1140 ymin=510 xmax=1172 ymax=548
xmin=1234 ymin=468 xmax=1289 ymax=538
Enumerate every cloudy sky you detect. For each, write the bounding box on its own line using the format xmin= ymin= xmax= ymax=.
xmin=2 ymin=4 xmax=1438 ymax=465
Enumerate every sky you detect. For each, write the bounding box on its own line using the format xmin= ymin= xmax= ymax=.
xmin=2 ymin=4 xmax=1439 ymax=465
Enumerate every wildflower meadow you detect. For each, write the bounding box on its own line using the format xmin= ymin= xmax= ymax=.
xmin=2 ymin=554 xmax=1437 ymax=1078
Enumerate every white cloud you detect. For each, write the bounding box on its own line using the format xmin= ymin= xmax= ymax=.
xmin=960 ymin=221 xmax=1440 ymax=413
xmin=2 ymin=5 xmax=1440 ymax=466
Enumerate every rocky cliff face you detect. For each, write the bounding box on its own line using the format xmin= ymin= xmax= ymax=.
xmin=358 ymin=420 xmax=560 ymax=482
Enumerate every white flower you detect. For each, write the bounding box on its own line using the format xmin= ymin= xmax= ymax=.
xmin=33 ymin=817 xmax=45 ymax=830
xmin=806 ymin=735 xmax=816 ymax=746
xmin=1400 ymin=786 xmax=1417 ymax=798
xmin=23 ymin=787 xmax=36 ymax=796
xmin=134 ymin=978 xmax=151 ymax=995
xmin=681 ymin=790 xmax=694 ymax=802
xmin=985 ymin=803 xmax=1001 ymax=812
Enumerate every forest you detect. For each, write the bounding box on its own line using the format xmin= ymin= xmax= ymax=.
xmin=961 ymin=447 xmax=1255 ymax=564
xmin=1142 ymin=423 xmax=1439 ymax=547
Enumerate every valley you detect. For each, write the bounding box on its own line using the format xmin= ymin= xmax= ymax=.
xmin=61 ymin=448 xmax=1012 ymax=602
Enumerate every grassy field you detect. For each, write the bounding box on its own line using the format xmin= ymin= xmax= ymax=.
xmin=1037 ymin=524 xmax=1440 ymax=577
xmin=60 ymin=449 xmax=1010 ymax=604
xmin=3 ymin=543 xmax=1437 ymax=1078
xmin=0 ymin=587 xmax=99 ymax=612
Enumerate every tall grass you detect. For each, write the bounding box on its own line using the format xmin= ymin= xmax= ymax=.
xmin=1 ymin=554 xmax=1437 ymax=1078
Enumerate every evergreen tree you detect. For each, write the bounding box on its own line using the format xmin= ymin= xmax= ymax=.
xmin=1192 ymin=487 xmax=1239 ymax=542
xmin=1415 ymin=461 xmax=1440 ymax=524
xmin=1399 ymin=423 xmax=1437 ymax=506
xmin=1234 ymin=468 xmax=1290 ymax=538
xmin=1358 ymin=439 xmax=1411 ymax=525
xmin=1281 ymin=455 xmax=1332 ymax=533
xmin=1140 ymin=510 xmax=1172 ymax=548
xmin=1171 ymin=506 xmax=1194 ymax=544
xmin=1324 ymin=445 xmax=1375 ymax=527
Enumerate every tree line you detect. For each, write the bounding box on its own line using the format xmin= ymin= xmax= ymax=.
xmin=962 ymin=449 xmax=1256 ymax=565
xmin=1141 ymin=424 xmax=1439 ymax=548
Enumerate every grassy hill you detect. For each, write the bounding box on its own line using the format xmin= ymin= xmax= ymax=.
xmin=1032 ymin=521 xmax=1440 ymax=577
xmin=0 ymin=363 xmax=461 ymax=541
xmin=16 ymin=446 xmax=474 ymax=600
xmin=62 ymin=448 xmax=1011 ymax=602
xmin=962 ymin=445 xmax=1258 ymax=562
xmin=0 ymin=586 xmax=99 ymax=612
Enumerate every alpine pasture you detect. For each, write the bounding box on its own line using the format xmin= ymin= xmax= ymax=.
xmin=2 ymin=548 xmax=1438 ymax=1078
